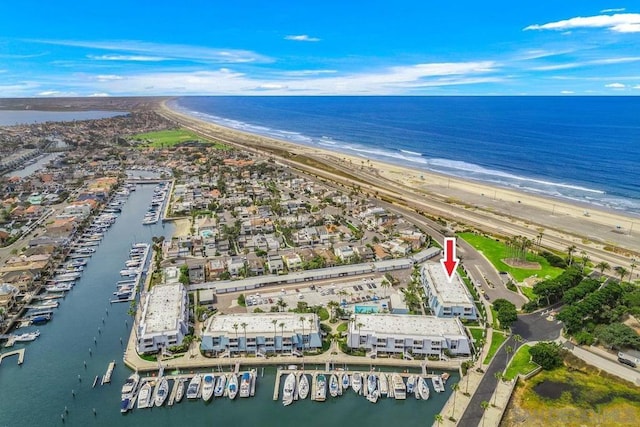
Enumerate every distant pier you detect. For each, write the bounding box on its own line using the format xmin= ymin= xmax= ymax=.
xmin=0 ymin=349 xmax=25 ymax=366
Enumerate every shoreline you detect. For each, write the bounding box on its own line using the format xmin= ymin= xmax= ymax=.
xmin=159 ymin=100 xmax=640 ymax=261
xmin=166 ymin=99 xmax=640 ymax=221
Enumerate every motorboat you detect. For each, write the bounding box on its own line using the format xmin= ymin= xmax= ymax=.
xmin=45 ymin=283 xmax=73 ymax=292
xmin=201 ymin=374 xmax=215 ymax=402
xmin=351 ymin=372 xmax=362 ymax=394
xmin=418 ymin=377 xmax=430 ymax=400
xmin=214 ymin=375 xmax=227 ymax=397
xmin=175 ymin=378 xmax=186 ymax=403
xmin=298 ymin=374 xmax=309 ymax=400
xmin=432 ymin=375 xmax=445 ymax=393
xmin=329 ymin=374 xmax=339 ymax=398
xmin=367 ymin=373 xmax=377 ymax=396
xmin=12 ymin=330 xmax=40 ymax=342
xmin=227 ymin=374 xmax=239 ymax=399
xmin=406 ymin=375 xmax=416 ymax=395
xmin=239 ymin=372 xmax=251 ymax=398
xmin=282 ymin=372 xmax=296 ymax=406
xmin=136 ymin=382 xmax=153 ymax=409
xmin=392 ymin=373 xmax=406 ymax=400
xmin=367 ymin=389 xmax=379 ymax=404
xmin=379 ymin=373 xmax=388 ymax=397
xmin=120 ymin=372 xmax=140 ymax=413
xmin=154 ymin=377 xmax=169 ymax=407
xmin=121 ymin=372 xmax=140 ymax=397
xmin=341 ymin=373 xmax=350 ymax=391
xmin=315 ymin=374 xmax=327 ymax=402
xmin=186 ymin=374 xmax=202 ymax=399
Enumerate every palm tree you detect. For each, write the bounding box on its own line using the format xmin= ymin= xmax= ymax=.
xmin=513 ymin=334 xmax=524 ymax=351
xmin=505 ymin=345 xmax=514 ymax=366
xmin=434 ymin=413 xmax=444 ymax=426
xmin=357 ymin=322 xmax=365 ymax=349
xmin=240 ymin=322 xmax=248 ymax=354
xmin=271 ymin=319 xmax=278 ymax=353
xmin=493 ymin=372 xmax=503 ymax=405
xmin=327 ymin=300 xmax=339 ymax=322
xmin=631 ymin=260 xmax=637 ymax=280
xmin=581 ymin=251 xmax=590 ymax=272
xmin=481 ymin=401 xmax=490 ymax=427
xmin=279 ymin=322 xmax=285 ymax=353
xmin=566 ymin=245 xmax=577 ymax=266
xmin=380 ymin=279 xmax=390 ymax=298
xmin=450 ymin=382 xmax=460 ymax=418
xmin=595 ymin=261 xmax=610 ymax=275
xmin=232 ymin=323 xmax=239 ymax=355
xmin=299 ymin=316 xmax=306 ymax=351
xmin=614 ymin=266 xmax=629 ymax=282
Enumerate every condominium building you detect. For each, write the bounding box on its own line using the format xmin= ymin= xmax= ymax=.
xmin=200 ymin=313 xmax=321 ymax=357
xmin=136 ymin=282 xmax=189 ymax=354
xmin=421 ymin=263 xmax=477 ymax=320
xmin=346 ymin=313 xmax=472 ymax=357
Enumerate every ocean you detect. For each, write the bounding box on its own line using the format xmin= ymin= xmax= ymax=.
xmin=172 ymin=96 xmax=640 ymax=216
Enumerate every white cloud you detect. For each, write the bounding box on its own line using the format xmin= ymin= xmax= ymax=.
xmin=88 ymin=54 xmax=168 ymax=62
xmin=37 ymin=90 xmax=78 ymax=97
xmin=284 ymin=34 xmax=321 ymax=42
xmin=80 ymin=60 xmax=499 ymax=95
xmin=605 ymin=82 xmax=626 ymax=88
xmin=560 ymin=90 xmax=574 ymax=94
xmin=88 ymin=92 xmax=110 ymax=97
xmin=633 ymin=85 xmax=640 ymax=89
xmin=531 ymin=56 xmax=640 ymax=71
xmin=601 ymin=8 xmax=625 ymax=13
xmin=281 ymin=69 xmax=338 ymax=76
xmin=96 ymin=74 xmax=124 ymax=81
xmin=524 ymin=13 xmax=640 ymax=33
xmin=27 ymin=39 xmax=273 ymax=63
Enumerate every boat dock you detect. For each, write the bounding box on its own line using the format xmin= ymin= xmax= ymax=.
xmin=272 ymin=368 xmax=441 ymax=401
xmin=102 ymin=360 xmax=116 ymax=384
xmin=0 ymin=348 xmax=25 ymax=366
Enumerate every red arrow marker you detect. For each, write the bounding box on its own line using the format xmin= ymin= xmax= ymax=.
xmin=440 ymin=237 xmax=459 ymax=282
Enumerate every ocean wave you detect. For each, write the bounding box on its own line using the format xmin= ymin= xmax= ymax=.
xmin=174 ymin=101 xmax=639 ymax=215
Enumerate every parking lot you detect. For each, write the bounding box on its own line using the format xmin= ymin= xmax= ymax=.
xmin=243 ymin=276 xmax=393 ymax=313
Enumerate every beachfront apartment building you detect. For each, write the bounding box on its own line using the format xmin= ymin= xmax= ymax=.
xmin=200 ymin=313 xmax=321 ymax=357
xmin=421 ymin=263 xmax=478 ymax=320
xmin=136 ymin=282 xmax=189 ymax=354
xmin=346 ymin=313 xmax=472 ymax=358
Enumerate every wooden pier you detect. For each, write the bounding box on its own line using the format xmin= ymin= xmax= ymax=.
xmin=102 ymin=360 xmax=116 ymax=384
xmin=0 ymin=348 xmax=25 ymax=366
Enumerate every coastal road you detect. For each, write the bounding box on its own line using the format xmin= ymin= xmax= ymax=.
xmin=158 ymin=106 xmax=640 ymax=278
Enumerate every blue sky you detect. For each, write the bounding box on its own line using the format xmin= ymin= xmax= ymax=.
xmin=1 ymin=1 xmax=639 ymax=96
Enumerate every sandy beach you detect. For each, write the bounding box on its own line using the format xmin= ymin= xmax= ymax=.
xmin=158 ymin=101 xmax=639 ymax=270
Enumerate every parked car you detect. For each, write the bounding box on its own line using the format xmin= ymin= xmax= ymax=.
xmin=618 ymin=357 xmax=637 ymax=368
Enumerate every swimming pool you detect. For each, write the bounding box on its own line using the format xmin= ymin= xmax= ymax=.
xmin=354 ymin=305 xmax=379 ymax=314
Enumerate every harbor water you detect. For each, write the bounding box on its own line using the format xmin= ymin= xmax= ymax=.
xmin=0 ymin=184 xmax=456 ymax=427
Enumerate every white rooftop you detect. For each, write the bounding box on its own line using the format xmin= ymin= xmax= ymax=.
xmin=350 ymin=313 xmax=466 ymax=338
xmin=206 ymin=313 xmax=318 ymax=337
xmin=141 ymin=283 xmax=186 ymax=334
xmin=423 ymin=263 xmax=473 ymax=305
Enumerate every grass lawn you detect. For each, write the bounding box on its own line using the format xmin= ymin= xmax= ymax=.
xmin=337 ymin=322 xmax=348 ymax=332
xmin=131 ymin=128 xmax=228 ymax=149
xmin=458 ymin=232 xmax=563 ymax=282
xmin=504 ymin=345 xmax=539 ymax=380
xmin=520 ymin=286 xmax=537 ymax=301
xmin=483 ymin=330 xmax=507 ymax=364
xmin=468 ymin=327 xmax=486 ymax=345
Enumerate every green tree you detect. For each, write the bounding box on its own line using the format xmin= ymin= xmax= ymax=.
xmin=594 ymin=322 xmax=640 ymax=350
xmin=481 ymin=401 xmax=490 ymax=427
xmin=614 ymin=266 xmax=629 ymax=282
xmin=529 ymin=341 xmax=565 ymax=370
xmin=237 ymin=293 xmax=246 ymax=307
xmin=493 ymin=299 xmax=518 ymax=328
xmin=493 ymin=372 xmax=503 ymax=405
xmin=434 ymin=414 xmax=443 ymax=426
xmin=595 ymin=261 xmax=611 ymax=275
xmin=566 ymin=245 xmax=577 ymax=266
xmin=450 ymin=382 xmax=460 ymax=418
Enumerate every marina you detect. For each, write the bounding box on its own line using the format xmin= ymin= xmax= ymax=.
xmin=0 ymin=183 xmax=456 ymax=426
